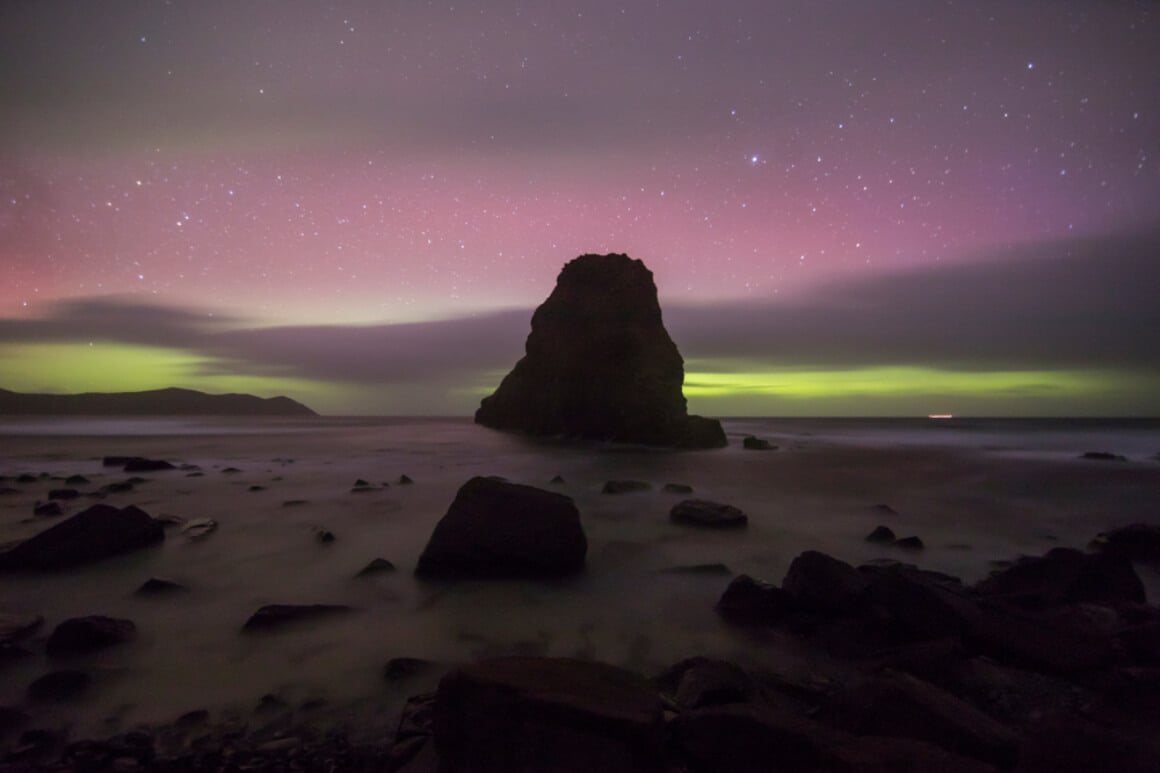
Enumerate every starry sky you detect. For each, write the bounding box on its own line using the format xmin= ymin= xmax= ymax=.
xmin=1 ymin=0 xmax=1158 ymax=416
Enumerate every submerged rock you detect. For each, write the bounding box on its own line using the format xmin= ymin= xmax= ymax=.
xmin=1081 ymin=451 xmax=1127 ymax=461
xmin=241 ymin=604 xmax=353 ymax=633
xmin=135 ymin=577 xmax=189 ymax=595
xmin=415 ymin=476 xmax=586 ymax=579
xmin=865 ymin=525 xmax=897 ymax=543
xmin=602 ymin=479 xmax=651 ymax=494
xmin=975 ymin=547 xmax=1145 ymax=607
xmin=122 ymin=458 xmax=176 ymax=472
xmin=0 ymin=504 xmax=164 ymax=572
xmin=474 ymin=253 xmax=726 ymax=448
xmin=742 ymin=435 xmax=776 ymax=450
xmin=355 ymin=558 xmax=396 ymax=577
xmin=27 ymin=670 xmax=90 ymax=702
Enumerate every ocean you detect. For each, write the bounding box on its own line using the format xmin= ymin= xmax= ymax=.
xmin=1 ymin=416 xmax=1158 ymax=739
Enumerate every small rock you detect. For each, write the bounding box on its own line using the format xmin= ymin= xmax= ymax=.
xmin=660 ymin=563 xmax=732 ymax=576
xmin=64 ymin=475 xmax=89 ymax=485
xmin=742 ymin=435 xmax=776 ymax=450
xmin=866 ymin=525 xmax=896 ymax=543
xmin=894 ymin=536 xmax=925 ymax=550
xmin=48 ymin=488 xmax=81 ymax=500
xmin=17 ymin=473 xmax=38 ymax=483
xmin=662 ymin=483 xmax=694 ymax=494
xmin=716 ymin=574 xmax=794 ymax=625
xmin=222 ymin=467 xmax=242 ymax=474
xmin=1080 ymin=451 xmax=1126 ymax=461
xmin=355 ymin=558 xmax=396 ymax=577
xmin=34 ymin=501 xmax=64 ymax=517
xmin=181 ymin=518 xmax=218 ymax=539
xmin=241 ymin=604 xmax=353 ymax=633
xmin=101 ymin=481 xmax=135 ymax=493
xmin=602 ymin=479 xmax=650 ymax=494
xmin=282 ymin=500 xmax=309 ymax=507
xmin=135 ymin=577 xmax=189 ymax=595
xmin=46 ymin=615 xmax=136 ymax=656
xmin=248 ymin=485 xmax=266 ymax=492
xmin=384 ymin=657 xmax=436 ymax=683
xmin=315 ymin=528 xmax=335 ymax=544
xmin=670 ymin=499 xmax=748 ymax=529
xmin=353 ymin=479 xmax=370 ymax=487
xmin=398 ymin=474 xmax=414 ymax=485
xmin=550 ymin=475 xmax=566 ymax=484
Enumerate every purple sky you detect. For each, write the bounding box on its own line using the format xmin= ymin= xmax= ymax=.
xmin=1 ymin=1 xmax=1158 ymax=415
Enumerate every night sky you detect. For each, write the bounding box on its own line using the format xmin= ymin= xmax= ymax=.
xmin=1 ymin=1 xmax=1158 ymax=416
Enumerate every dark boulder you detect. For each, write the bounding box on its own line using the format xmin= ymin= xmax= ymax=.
xmin=47 ymin=488 xmax=80 ymax=500
xmin=716 ymin=574 xmax=795 ymax=625
xmin=975 ymin=547 xmax=1146 ymax=607
xmin=432 ymin=657 xmax=666 ymax=773
xmin=27 ymin=670 xmax=90 ymax=702
xmin=669 ymin=499 xmax=748 ymax=529
xmin=1091 ymin=523 xmax=1160 ymax=564
xmin=415 ymin=476 xmax=586 ymax=579
xmin=474 ymin=253 xmax=726 ymax=449
xmin=0 ymin=504 xmax=164 ymax=571
xmin=894 ymin=535 xmax=925 ymax=550
xmin=122 ymin=458 xmax=176 ymax=472
xmin=742 ymin=435 xmax=776 ymax=450
xmin=384 ymin=657 xmax=438 ymax=684
xmin=46 ymin=615 xmax=136 ymax=656
xmin=64 ymin=475 xmax=89 ymax=485
xmin=782 ymin=551 xmax=869 ymax=613
xmin=241 ymin=604 xmax=353 ymax=633
xmin=661 ymin=482 xmax=693 ymax=494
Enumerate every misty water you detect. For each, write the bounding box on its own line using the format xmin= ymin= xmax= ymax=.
xmin=2 ymin=416 xmax=1159 ymax=739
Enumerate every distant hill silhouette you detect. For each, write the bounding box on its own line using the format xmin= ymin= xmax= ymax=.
xmin=0 ymin=387 xmax=317 ymax=416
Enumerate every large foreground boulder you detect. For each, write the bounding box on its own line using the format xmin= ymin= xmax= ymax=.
xmin=415 ymin=477 xmax=587 ymax=579
xmin=0 ymin=504 xmax=164 ymax=571
xmin=432 ymin=657 xmax=666 ymax=773
xmin=474 ymin=253 xmax=726 ymax=448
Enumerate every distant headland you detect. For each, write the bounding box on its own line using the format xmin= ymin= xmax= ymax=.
xmin=0 ymin=387 xmax=317 ymax=416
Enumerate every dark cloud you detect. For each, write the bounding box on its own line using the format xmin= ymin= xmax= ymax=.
xmin=666 ymin=229 xmax=1160 ymax=372
xmin=2 ymin=230 xmax=1157 ymax=391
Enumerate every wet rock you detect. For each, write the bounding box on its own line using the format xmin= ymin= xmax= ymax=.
xmin=27 ymin=669 xmax=91 ymax=702
xmin=46 ymin=615 xmax=136 ymax=656
xmin=282 ymin=499 xmax=309 ymax=507
xmin=102 ymin=456 xmax=139 ymax=467
xmin=474 ymin=253 xmax=726 ymax=449
xmin=661 ymin=482 xmax=693 ymax=494
xmin=670 ymin=499 xmax=748 ymax=529
xmin=135 ymin=577 xmax=189 ymax=595
xmin=821 ymin=669 xmax=1019 ymax=768
xmin=47 ymin=488 xmax=81 ymax=500
xmin=894 ymin=535 xmax=925 ymax=550
xmin=675 ymin=703 xmax=833 ymax=773
xmin=101 ymin=481 xmax=135 ymax=493
xmin=315 ymin=528 xmax=336 ymax=544
xmin=33 ymin=501 xmax=63 ymax=517
xmin=1091 ymin=523 xmax=1160 ymax=564
xmin=550 ymin=474 xmax=566 ymax=484
xmin=241 ymin=604 xmax=353 ymax=633
xmin=353 ymin=478 xmax=370 ymax=487
xmin=0 ymin=503 xmax=164 ymax=571
xmin=865 ymin=525 xmax=896 ymax=543
xmin=181 ymin=518 xmax=218 ymax=539
xmin=248 ymin=484 xmax=265 ymax=492
xmin=398 ymin=474 xmax=414 ymax=485
xmin=782 ymin=550 xmax=869 ymax=613
xmin=602 ymin=479 xmax=650 ymax=494
xmin=64 ymin=474 xmax=89 ymax=485
xmin=657 ymin=657 xmax=755 ymax=709
xmin=433 ymin=657 xmax=666 ymax=773
xmin=415 ymin=476 xmax=586 ymax=579
xmin=742 ymin=435 xmax=776 ymax=450
xmin=355 ymin=558 xmax=396 ymax=577
xmin=716 ymin=574 xmax=795 ymax=625
xmin=975 ymin=547 xmax=1146 ymax=607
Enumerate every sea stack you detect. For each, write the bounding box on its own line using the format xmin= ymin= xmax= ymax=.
xmin=475 ymin=253 xmax=726 ymax=448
